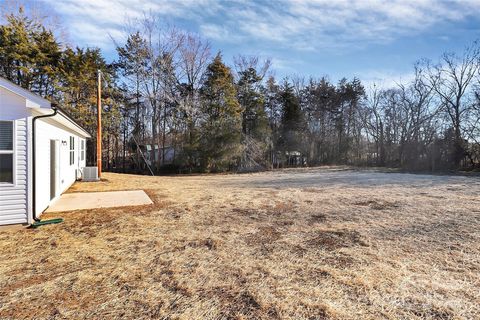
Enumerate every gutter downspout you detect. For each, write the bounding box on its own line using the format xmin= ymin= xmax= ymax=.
xmin=32 ymin=107 xmax=57 ymax=222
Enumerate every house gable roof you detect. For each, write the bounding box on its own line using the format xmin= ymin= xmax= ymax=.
xmin=0 ymin=76 xmax=91 ymax=138
xmin=0 ymin=76 xmax=51 ymax=109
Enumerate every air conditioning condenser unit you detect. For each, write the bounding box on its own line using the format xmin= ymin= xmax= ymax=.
xmin=82 ymin=167 xmax=99 ymax=182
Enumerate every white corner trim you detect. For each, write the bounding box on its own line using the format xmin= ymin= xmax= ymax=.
xmin=27 ymin=116 xmax=33 ymax=224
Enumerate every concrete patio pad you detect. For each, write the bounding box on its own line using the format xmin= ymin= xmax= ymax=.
xmin=45 ymin=190 xmax=153 ymax=213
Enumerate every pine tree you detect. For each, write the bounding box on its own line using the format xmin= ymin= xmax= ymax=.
xmin=199 ymin=54 xmax=243 ymax=171
xmin=32 ymin=27 xmax=61 ymax=98
xmin=237 ymin=67 xmax=270 ymax=138
xmin=0 ymin=8 xmax=61 ymax=93
xmin=59 ymin=47 xmax=120 ymax=165
xmin=237 ymin=67 xmax=271 ymax=167
xmin=116 ymin=32 xmax=148 ymax=138
xmin=278 ymin=80 xmax=305 ymax=154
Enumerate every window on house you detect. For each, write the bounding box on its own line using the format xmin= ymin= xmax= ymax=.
xmin=80 ymin=139 xmax=85 ymax=161
xmin=0 ymin=121 xmax=14 ymax=183
xmin=69 ymin=136 xmax=75 ymax=165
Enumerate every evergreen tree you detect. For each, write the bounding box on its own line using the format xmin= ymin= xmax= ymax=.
xmin=278 ymin=80 xmax=305 ymax=153
xmin=31 ymin=27 xmax=61 ymax=98
xmin=0 ymin=8 xmax=61 ymax=94
xmin=199 ymin=54 xmax=243 ymax=171
xmin=237 ymin=67 xmax=270 ymax=139
xmin=237 ymin=67 xmax=271 ymax=167
xmin=59 ymin=47 xmax=120 ymax=164
xmin=116 ymin=32 xmax=148 ymax=138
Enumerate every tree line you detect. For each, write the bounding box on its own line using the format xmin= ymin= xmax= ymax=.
xmin=1 ymin=9 xmax=480 ymax=173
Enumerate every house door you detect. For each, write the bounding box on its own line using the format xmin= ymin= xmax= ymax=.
xmin=50 ymin=140 xmax=59 ymax=200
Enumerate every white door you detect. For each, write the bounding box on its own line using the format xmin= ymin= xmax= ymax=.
xmin=49 ymin=140 xmax=60 ymax=200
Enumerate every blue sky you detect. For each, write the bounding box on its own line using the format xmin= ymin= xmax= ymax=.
xmin=32 ymin=0 xmax=480 ymax=87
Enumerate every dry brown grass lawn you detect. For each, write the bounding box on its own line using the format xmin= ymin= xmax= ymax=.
xmin=1 ymin=167 xmax=479 ymax=319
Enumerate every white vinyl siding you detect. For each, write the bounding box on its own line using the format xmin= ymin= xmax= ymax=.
xmin=34 ymin=118 xmax=88 ymax=217
xmin=0 ymin=118 xmax=28 ymax=225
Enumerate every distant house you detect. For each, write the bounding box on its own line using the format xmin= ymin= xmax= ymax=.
xmin=0 ymin=77 xmax=91 ymax=226
xmin=145 ymin=144 xmax=175 ymax=166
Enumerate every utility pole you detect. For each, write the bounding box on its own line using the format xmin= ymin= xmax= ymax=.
xmin=97 ymin=70 xmax=102 ymax=178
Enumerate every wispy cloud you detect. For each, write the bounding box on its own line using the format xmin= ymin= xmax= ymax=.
xmin=200 ymin=23 xmax=242 ymax=42
xmin=35 ymin=0 xmax=480 ymax=84
xmin=40 ymin=0 xmax=216 ymax=50
xmin=41 ymin=0 xmax=480 ymax=53
xmin=216 ymin=0 xmax=480 ymax=50
xmin=359 ymin=69 xmax=416 ymax=90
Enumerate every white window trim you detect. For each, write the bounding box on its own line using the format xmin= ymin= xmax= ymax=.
xmin=0 ymin=120 xmax=16 ymax=186
xmin=80 ymin=139 xmax=85 ymax=162
xmin=69 ymin=136 xmax=75 ymax=166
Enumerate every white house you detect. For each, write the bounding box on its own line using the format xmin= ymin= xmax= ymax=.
xmin=145 ymin=144 xmax=175 ymax=166
xmin=0 ymin=77 xmax=91 ymax=226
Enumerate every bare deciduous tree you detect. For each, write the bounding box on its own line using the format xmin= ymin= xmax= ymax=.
xmin=424 ymin=43 xmax=480 ymax=167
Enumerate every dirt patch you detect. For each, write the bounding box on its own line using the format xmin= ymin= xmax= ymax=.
xmin=306 ymin=229 xmax=367 ymax=251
